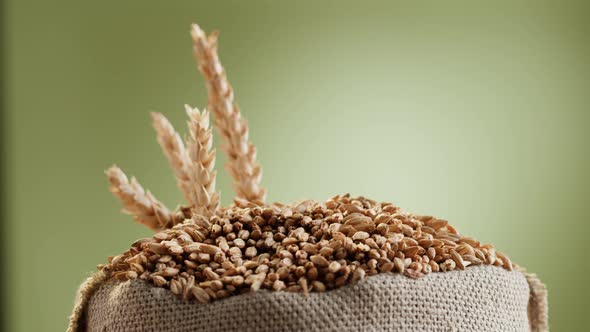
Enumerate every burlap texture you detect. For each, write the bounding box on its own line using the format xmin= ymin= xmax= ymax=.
xmin=70 ymin=265 xmax=547 ymax=332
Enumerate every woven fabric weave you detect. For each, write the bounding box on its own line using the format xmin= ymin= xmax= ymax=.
xmin=78 ymin=266 xmax=536 ymax=332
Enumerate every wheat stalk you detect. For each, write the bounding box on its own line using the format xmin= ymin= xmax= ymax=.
xmin=190 ymin=24 xmax=266 ymax=206
xmin=106 ymin=166 xmax=182 ymax=231
xmin=185 ymin=104 xmax=220 ymax=216
xmin=151 ymin=112 xmax=195 ymax=205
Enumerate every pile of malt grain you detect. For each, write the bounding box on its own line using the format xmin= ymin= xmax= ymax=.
xmin=102 ymin=194 xmax=513 ymax=303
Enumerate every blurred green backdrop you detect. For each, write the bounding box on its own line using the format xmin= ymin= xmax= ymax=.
xmin=4 ymin=0 xmax=590 ymax=331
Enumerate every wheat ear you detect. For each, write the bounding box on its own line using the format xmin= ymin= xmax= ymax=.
xmin=185 ymin=104 xmax=220 ymax=216
xmin=151 ymin=112 xmax=195 ymax=205
xmin=190 ymin=24 xmax=266 ymax=206
xmin=106 ymin=166 xmax=182 ymax=231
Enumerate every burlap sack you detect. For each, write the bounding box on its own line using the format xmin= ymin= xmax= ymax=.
xmin=68 ymin=266 xmax=547 ymax=332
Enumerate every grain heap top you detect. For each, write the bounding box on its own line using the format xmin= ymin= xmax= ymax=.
xmin=101 ymin=24 xmax=513 ymax=303
xmin=102 ymin=194 xmax=514 ymax=303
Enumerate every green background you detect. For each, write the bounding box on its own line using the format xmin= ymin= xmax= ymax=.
xmin=4 ymin=1 xmax=589 ymax=331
